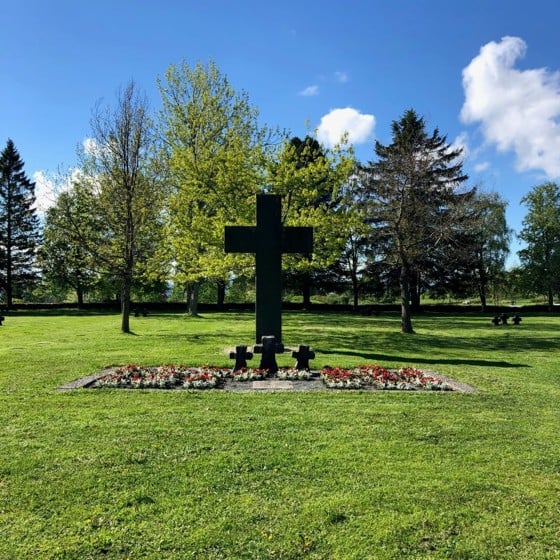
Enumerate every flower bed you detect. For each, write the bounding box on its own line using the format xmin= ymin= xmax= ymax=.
xmin=231 ymin=367 xmax=268 ymax=381
xmin=94 ymin=364 xmax=452 ymax=391
xmin=320 ymin=365 xmax=452 ymax=390
xmin=276 ymin=368 xmax=313 ymax=380
xmin=95 ymin=365 xmax=229 ymax=389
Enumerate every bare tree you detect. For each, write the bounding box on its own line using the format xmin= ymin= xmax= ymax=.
xmin=77 ymin=81 xmax=162 ymax=333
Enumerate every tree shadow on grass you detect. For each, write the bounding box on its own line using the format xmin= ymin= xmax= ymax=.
xmin=316 ymin=349 xmax=530 ymax=368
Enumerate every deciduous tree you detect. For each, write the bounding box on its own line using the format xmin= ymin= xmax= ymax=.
xmin=268 ymin=135 xmax=354 ymax=306
xmin=39 ymin=187 xmax=100 ymax=306
xmin=466 ymin=191 xmax=511 ymax=310
xmin=72 ymin=81 xmax=163 ymax=332
xmin=158 ymin=60 xmax=276 ymax=315
xmin=518 ymin=182 xmax=560 ymax=310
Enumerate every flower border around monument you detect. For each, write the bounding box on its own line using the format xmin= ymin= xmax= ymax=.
xmin=320 ymin=365 xmax=451 ymax=390
xmin=91 ymin=364 xmax=453 ymax=391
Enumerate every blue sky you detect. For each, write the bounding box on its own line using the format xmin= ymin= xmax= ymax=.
xmin=2 ymin=0 xmax=560 ymax=265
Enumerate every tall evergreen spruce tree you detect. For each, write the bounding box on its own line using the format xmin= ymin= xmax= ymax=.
xmin=0 ymin=139 xmax=40 ymax=307
xmin=364 ymin=110 xmax=469 ymax=333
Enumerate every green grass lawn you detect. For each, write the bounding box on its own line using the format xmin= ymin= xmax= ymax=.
xmin=1 ymin=310 xmax=559 ymax=559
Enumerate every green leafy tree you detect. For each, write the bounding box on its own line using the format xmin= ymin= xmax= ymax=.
xmin=328 ymin=165 xmax=376 ymax=309
xmin=412 ymin=190 xmax=510 ymax=310
xmin=0 ymin=139 xmax=40 ymax=307
xmin=39 ymin=188 xmax=100 ymax=306
xmin=518 ymin=182 xmax=560 ymax=310
xmin=71 ymin=81 xmax=163 ymax=332
xmin=158 ymin=60 xmax=276 ymax=315
xmin=364 ymin=109 xmax=469 ymax=332
xmin=467 ymin=191 xmax=511 ymax=310
xmin=268 ymin=135 xmax=354 ymax=306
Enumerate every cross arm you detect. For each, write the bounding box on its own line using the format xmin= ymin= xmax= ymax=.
xmin=224 ymin=226 xmax=257 ymax=253
xmin=282 ymin=227 xmax=313 ymax=254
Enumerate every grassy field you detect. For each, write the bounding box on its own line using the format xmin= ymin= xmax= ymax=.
xmin=0 ymin=309 xmax=559 ymax=559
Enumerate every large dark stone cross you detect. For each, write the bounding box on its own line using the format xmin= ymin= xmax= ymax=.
xmin=225 ymin=194 xmax=313 ymax=343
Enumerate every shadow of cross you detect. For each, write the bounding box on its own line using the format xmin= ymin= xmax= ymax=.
xmin=225 ymin=194 xmax=313 ymax=343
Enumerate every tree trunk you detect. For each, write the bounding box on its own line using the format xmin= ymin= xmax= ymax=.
xmin=216 ymin=279 xmax=226 ymax=310
xmin=120 ymin=277 xmax=132 ymax=333
xmin=5 ymin=282 xmax=12 ymax=309
xmin=188 ymin=282 xmax=200 ymax=316
xmin=302 ymin=272 xmax=312 ymax=310
xmin=351 ymin=271 xmax=359 ymax=311
xmin=76 ymin=285 xmax=84 ymax=308
xmin=6 ymin=251 xmax=13 ymax=308
xmin=478 ymin=284 xmax=487 ymax=313
xmin=477 ymin=264 xmax=488 ymax=312
xmin=547 ymin=285 xmax=554 ymax=311
xmin=400 ymin=264 xmax=414 ymax=334
xmin=410 ymin=270 xmax=421 ymax=312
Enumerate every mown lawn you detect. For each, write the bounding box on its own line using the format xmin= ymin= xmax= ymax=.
xmin=0 ymin=309 xmax=559 ymax=559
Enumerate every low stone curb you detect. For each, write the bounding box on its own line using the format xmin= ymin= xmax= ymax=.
xmin=57 ymin=370 xmax=476 ymax=393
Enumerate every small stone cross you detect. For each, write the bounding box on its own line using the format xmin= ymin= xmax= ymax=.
xmin=229 ymin=345 xmax=253 ymax=371
xmin=292 ymin=345 xmax=315 ymax=370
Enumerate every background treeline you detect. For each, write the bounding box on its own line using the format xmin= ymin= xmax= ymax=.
xmin=2 ymin=61 xmax=560 ymax=332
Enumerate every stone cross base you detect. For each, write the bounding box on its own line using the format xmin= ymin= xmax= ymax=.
xmin=254 ymin=335 xmax=285 ymax=373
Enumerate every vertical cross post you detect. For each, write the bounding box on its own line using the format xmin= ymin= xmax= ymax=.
xmin=225 ymin=194 xmax=313 ymax=343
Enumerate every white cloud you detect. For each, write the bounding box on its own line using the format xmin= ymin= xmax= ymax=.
xmin=32 ymin=168 xmax=81 ymax=215
xmin=316 ymin=107 xmax=375 ymax=147
xmin=33 ymin=171 xmax=57 ymax=214
xmin=474 ymin=161 xmax=490 ymax=172
xmin=334 ymin=71 xmax=348 ymax=83
xmin=299 ymin=85 xmax=319 ymax=97
xmin=461 ymin=36 xmax=560 ymax=178
xmin=83 ymin=137 xmax=99 ymax=155
xmin=451 ymin=132 xmax=470 ymax=159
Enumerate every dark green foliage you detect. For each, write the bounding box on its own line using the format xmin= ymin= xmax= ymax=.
xmin=269 ymin=135 xmax=354 ymax=306
xmin=413 ymin=192 xmax=510 ymax=309
xmin=362 ymin=109 xmax=471 ymax=332
xmin=0 ymin=139 xmax=40 ymax=306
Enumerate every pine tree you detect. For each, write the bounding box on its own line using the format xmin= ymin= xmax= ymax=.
xmin=364 ymin=110 xmax=469 ymax=333
xmin=0 ymin=139 xmax=40 ymax=307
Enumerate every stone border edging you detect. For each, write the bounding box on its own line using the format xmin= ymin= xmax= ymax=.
xmin=57 ymin=369 xmax=476 ymax=393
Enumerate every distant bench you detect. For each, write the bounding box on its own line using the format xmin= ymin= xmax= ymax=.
xmin=133 ymin=306 xmax=148 ymax=317
xmin=492 ymin=313 xmax=522 ymax=326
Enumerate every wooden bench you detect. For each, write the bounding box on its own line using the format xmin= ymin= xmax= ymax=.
xmin=133 ymin=306 xmax=148 ymax=317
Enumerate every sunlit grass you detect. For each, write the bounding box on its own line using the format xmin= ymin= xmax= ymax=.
xmin=1 ymin=310 xmax=559 ymax=559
